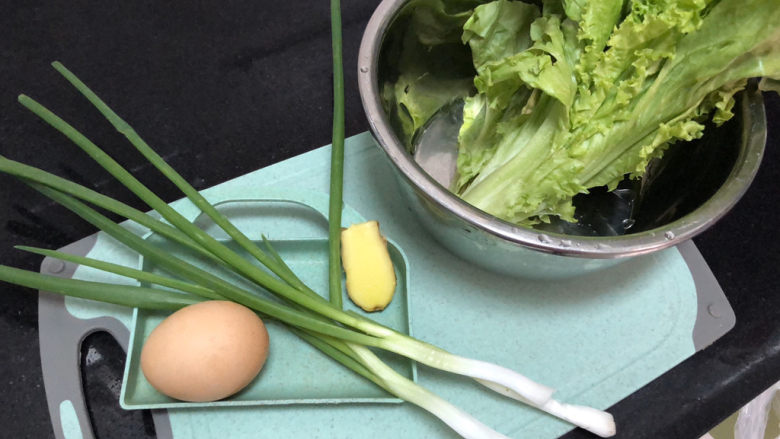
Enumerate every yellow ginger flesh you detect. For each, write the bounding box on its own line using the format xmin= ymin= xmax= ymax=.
xmin=341 ymin=221 xmax=396 ymax=312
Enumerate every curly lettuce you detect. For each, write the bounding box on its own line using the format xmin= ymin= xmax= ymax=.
xmin=454 ymin=0 xmax=780 ymax=226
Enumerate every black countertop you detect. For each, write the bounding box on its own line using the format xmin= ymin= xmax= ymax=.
xmin=1 ymin=1 xmax=778 ymax=438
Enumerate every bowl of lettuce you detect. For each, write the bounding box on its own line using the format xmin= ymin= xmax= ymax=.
xmin=357 ymin=0 xmax=777 ymax=279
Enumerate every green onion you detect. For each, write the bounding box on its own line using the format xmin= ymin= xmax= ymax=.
xmin=0 ymin=264 xmax=201 ymax=310
xmin=15 ymin=245 xmax=223 ymax=300
xmin=19 ymin=94 xmax=307 ymax=297
xmin=50 ymin=62 xmax=315 ymax=297
xmin=260 ymin=235 xmax=301 ymax=283
xmin=0 ymin=155 xmax=215 ymax=261
xmin=0 ymin=61 xmax=617 ymax=438
xmin=328 ymin=0 xmax=346 ymax=308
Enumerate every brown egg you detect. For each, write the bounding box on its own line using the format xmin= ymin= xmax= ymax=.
xmin=140 ymin=300 xmax=269 ymax=402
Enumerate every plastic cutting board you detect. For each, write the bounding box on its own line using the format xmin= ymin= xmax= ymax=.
xmin=37 ymin=132 xmax=735 ymax=439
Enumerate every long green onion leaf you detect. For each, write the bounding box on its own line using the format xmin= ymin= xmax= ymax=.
xmin=0 ymin=264 xmax=201 ymax=310
xmin=260 ymin=235 xmax=312 ymax=293
xmin=15 ymin=245 xmax=222 ymax=300
xmin=328 ymin=0 xmax=346 ymax=308
xmin=50 ymin=61 xmax=315 ymax=299
xmin=17 ymin=94 xmax=370 ymax=329
xmin=17 ymin=94 xmax=280 ymax=284
xmin=0 ymin=156 xmax=214 ymax=261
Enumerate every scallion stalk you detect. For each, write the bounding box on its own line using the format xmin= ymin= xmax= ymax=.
xmin=0 ymin=155 xmax=214 ymax=261
xmin=51 ymin=61 xmax=317 ymax=299
xmin=328 ymin=0 xmax=346 ymax=308
xmin=15 ymin=245 xmax=223 ymax=300
xmin=0 ymin=264 xmax=201 ymax=310
xmin=18 ymin=95 xmax=307 ymax=296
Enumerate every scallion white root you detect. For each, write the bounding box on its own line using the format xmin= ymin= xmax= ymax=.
xmin=351 ymin=344 xmax=511 ymax=439
xmin=379 ymin=334 xmax=555 ymax=406
xmin=376 ymin=330 xmax=614 ymax=437
xmin=477 ymin=379 xmax=616 ymax=438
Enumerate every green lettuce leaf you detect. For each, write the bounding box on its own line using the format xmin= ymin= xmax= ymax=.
xmin=455 ymin=0 xmax=541 ymax=189
xmin=454 ymin=0 xmax=780 ymax=226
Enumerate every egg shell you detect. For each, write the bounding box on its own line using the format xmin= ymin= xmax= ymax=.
xmin=140 ymin=300 xmax=269 ymax=402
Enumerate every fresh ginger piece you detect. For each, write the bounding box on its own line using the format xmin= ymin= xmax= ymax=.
xmin=341 ymin=221 xmax=397 ymax=312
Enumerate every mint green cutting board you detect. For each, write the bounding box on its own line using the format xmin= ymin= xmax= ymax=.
xmin=49 ymin=132 xmax=708 ymax=438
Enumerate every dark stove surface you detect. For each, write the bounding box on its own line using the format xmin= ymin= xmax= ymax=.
xmin=0 ymin=2 xmax=778 ymax=438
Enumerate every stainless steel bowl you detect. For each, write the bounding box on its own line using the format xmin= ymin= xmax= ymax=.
xmin=357 ymin=0 xmax=767 ymax=279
